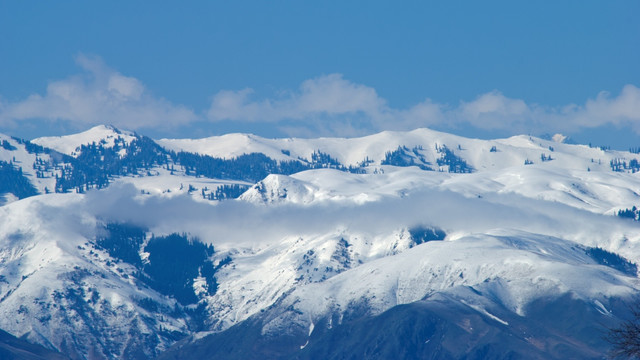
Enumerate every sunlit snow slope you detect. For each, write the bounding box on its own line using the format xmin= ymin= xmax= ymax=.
xmin=1 ymin=125 xmax=640 ymax=359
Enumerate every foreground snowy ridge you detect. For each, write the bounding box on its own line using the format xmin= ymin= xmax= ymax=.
xmin=1 ymin=125 xmax=640 ymax=359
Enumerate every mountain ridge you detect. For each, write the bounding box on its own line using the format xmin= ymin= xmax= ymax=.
xmin=1 ymin=124 xmax=640 ymax=359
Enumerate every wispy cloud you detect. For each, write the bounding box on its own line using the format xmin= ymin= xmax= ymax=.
xmin=208 ymin=74 xmax=387 ymax=122
xmin=454 ymin=85 xmax=640 ymax=135
xmin=207 ymin=74 xmax=640 ymax=137
xmin=207 ymin=74 xmax=444 ymax=136
xmin=0 ymin=54 xmax=198 ymax=131
xmin=1 ymin=57 xmax=638 ymax=139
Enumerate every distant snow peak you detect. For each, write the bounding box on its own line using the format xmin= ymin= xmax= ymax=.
xmin=240 ymin=174 xmax=315 ymax=205
xmin=5 ymin=125 xmax=640 ymax=358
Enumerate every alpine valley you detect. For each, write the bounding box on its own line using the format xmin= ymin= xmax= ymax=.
xmin=1 ymin=125 xmax=640 ymax=359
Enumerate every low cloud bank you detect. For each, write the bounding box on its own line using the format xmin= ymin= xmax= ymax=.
xmin=82 ymin=182 xmax=632 ymax=252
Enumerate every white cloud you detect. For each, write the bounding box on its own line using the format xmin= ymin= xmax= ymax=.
xmin=451 ymin=85 xmax=640 ymax=135
xmin=207 ymin=74 xmax=640 ymax=137
xmin=0 ymin=54 xmax=198 ymax=131
xmin=207 ymin=74 xmax=445 ymax=136
xmin=82 ymin=181 xmax=632 ymax=250
xmin=461 ymin=91 xmax=529 ymax=118
xmin=456 ymin=91 xmax=531 ymax=131
xmin=579 ymin=84 xmax=640 ymax=128
xmin=296 ymin=74 xmax=385 ymax=115
xmin=207 ymin=74 xmax=387 ymax=123
xmin=2 ymin=58 xmax=638 ymax=139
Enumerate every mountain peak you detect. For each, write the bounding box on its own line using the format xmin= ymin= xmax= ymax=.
xmin=2 ymin=124 xmax=640 ymax=359
xmin=32 ymin=124 xmax=137 ymax=157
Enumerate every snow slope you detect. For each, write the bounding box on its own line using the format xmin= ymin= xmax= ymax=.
xmin=0 ymin=133 xmax=61 ymax=196
xmin=241 ymin=164 xmax=640 ymax=216
xmin=203 ymin=166 xmax=640 ymax=336
xmin=157 ymin=128 xmax=640 ymax=174
xmin=2 ymin=125 xmax=640 ymax=358
xmin=33 ymin=125 xmax=136 ymax=157
xmin=0 ymin=194 xmax=188 ymax=359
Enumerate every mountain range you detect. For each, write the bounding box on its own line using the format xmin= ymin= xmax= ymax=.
xmin=1 ymin=125 xmax=640 ymax=359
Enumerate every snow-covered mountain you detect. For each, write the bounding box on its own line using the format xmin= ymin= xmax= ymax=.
xmin=2 ymin=125 xmax=640 ymax=359
xmin=33 ymin=125 xmax=138 ymax=158
xmin=157 ymin=127 xmax=637 ymax=172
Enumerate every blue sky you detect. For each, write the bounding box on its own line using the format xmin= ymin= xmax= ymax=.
xmin=0 ymin=1 xmax=638 ymax=148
